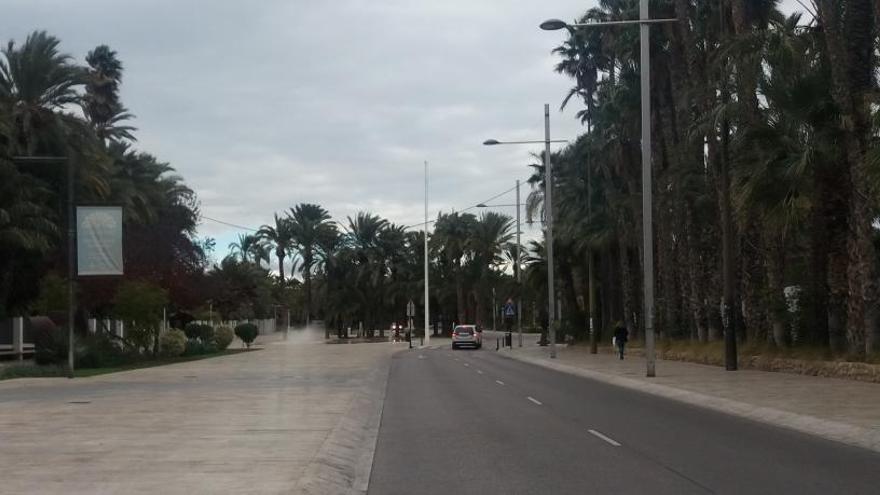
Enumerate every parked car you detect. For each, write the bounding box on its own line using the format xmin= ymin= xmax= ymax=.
xmin=451 ymin=324 xmax=481 ymax=349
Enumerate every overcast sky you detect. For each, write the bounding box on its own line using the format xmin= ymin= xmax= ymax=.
xmin=3 ymin=0 xmax=806 ymax=270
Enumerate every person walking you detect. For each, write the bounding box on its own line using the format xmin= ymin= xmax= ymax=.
xmin=613 ymin=322 xmax=629 ymax=360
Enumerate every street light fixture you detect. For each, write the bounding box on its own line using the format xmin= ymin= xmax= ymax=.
xmin=540 ymin=2 xmax=678 ymax=377
xmin=481 ymin=106 xmax=564 ymax=357
xmin=13 ymin=155 xmax=74 ymax=377
xmin=483 ymin=139 xmax=567 ymax=146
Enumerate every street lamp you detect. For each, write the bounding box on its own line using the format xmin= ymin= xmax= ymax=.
xmin=424 ymin=160 xmax=430 ymax=347
xmin=482 ymin=108 xmax=566 ymax=358
xmin=540 ymin=3 xmax=677 ymax=377
xmin=13 ymin=155 xmax=73 ymax=377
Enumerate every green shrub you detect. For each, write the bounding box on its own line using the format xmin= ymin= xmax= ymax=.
xmin=113 ymin=280 xmax=167 ymax=352
xmin=160 ymin=329 xmax=187 ymax=357
xmin=183 ymin=338 xmax=217 ymax=356
xmin=214 ymin=326 xmax=234 ymax=350
xmin=184 ymin=322 xmax=202 ymax=340
xmin=34 ymin=325 xmax=67 ymax=365
xmin=77 ymin=334 xmax=132 ymax=368
xmin=184 ymin=322 xmax=215 ymax=342
xmin=234 ymin=323 xmax=259 ymax=348
xmin=198 ymin=324 xmax=215 ymax=343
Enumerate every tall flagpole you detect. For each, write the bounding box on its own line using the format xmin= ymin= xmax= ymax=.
xmin=424 ymin=160 xmax=430 ymax=346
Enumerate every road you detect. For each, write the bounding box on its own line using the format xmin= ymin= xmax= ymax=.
xmin=369 ymin=337 xmax=880 ymax=494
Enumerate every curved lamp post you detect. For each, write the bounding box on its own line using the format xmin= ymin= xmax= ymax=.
xmin=540 ymin=2 xmax=678 ymax=377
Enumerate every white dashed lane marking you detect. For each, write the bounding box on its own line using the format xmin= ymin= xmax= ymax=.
xmin=477 ymin=370 xmax=484 ymax=374
xmin=527 ymin=396 xmax=542 ymax=406
xmin=588 ymin=429 xmax=621 ymax=447
xmin=495 ymin=380 xmax=505 ymax=386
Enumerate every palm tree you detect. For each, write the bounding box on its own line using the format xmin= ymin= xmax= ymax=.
xmin=258 ymin=213 xmax=294 ymax=283
xmin=469 ymin=212 xmax=514 ymax=325
xmin=815 ymin=0 xmax=878 ymax=356
xmin=432 ymin=212 xmax=477 ymax=323
xmin=288 ymin=203 xmax=332 ymax=325
xmin=0 ymin=159 xmax=58 ymax=312
xmin=82 ymin=44 xmax=135 ymax=144
xmin=345 ymin=212 xmax=389 ymax=334
xmin=228 ymin=233 xmax=265 ymax=264
xmin=0 ymin=30 xmax=85 ymax=155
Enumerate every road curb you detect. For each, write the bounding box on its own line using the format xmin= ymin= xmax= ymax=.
xmin=296 ymin=350 xmax=395 ymax=494
xmin=498 ymin=349 xmax=880 ymax=454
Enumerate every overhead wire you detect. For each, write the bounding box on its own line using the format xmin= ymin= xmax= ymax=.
xmin=200 ymin=215 xmax=260 ymax=232
xmin=201 ymin=177 xmax=534 ymax=233
xmin=403 ymin=179 xmax=528 ymax=230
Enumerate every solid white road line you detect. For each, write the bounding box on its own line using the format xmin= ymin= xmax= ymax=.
xmin=588 ymin=429 xmax=621 ymax=447
xmin=495 ymin=380 xmax=505 ymax=386
xmin=527 ymin=396 xmax=543 ymax=406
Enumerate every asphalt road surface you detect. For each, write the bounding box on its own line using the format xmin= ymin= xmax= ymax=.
xmin=369 ymin=340 xmax=880 ymax=495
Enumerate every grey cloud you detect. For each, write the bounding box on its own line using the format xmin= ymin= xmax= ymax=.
xmin=3 ymin=0 xmax=806 ymax=259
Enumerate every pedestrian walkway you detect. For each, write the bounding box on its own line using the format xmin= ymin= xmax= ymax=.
xmin=0 ymin=328 xmax=397 ymax=494
xmin=502 ymin=339 xmax=880 ymax=453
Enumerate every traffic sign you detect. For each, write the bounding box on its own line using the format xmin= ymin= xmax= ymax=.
xmin=407 ymin=299 xmax=416 ymax=317
xmin=504 ymin=302 xmax=515 ymax=317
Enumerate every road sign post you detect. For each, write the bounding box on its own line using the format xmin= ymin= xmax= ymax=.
xmin=406 ymin=299 xmax=416 ymax=347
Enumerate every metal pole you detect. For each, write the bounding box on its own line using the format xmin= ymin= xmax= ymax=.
xmin=516 ymin=179 xmax=523 ymax=347
xmin=492 ymin=287 xmax=496 ymax=331
xmin=588 ymin=152 xmax=598 ymax=355
xmin=424 ymin=161 xmax=430 ymax=347
xmin=66 ymin=158 xmax=76 ymax=378
xmin=641 ymin=0 xmax=656 ymax=377
xmin=544 ymin=103 xmax=557 ymax=359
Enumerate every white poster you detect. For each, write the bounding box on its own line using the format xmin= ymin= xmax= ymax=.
xmin=77 ymin=206 xmax=123 ymax=276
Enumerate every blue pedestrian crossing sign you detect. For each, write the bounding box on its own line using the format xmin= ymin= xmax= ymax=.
xmin=504 ymin=300 xmax=515 ymax=317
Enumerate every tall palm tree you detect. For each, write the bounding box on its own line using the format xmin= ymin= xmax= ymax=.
xmin=432 ymin=212 xmax=477 ymax=323
xmin=288 ymin=203 xmax=332 ymax=325
xmin=469 ymin=212 xmax=514 ymax=325
xmin=815 ymin=0 xmax=878 ymax=355
xmin=0 ymin=30 xmax=84 ymax=155
xmin=82 ymin=44 xmax=135 ymax=144
xmin=258 ymin=213 xmax=294 ymax=283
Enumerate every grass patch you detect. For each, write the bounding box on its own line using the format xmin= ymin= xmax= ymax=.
xmin=589 ymin=338 xmax=880 ymax=382
xmin=0 ymin=349 xmax=254 ymax=381
xmin=615 ymin=339 xmax=873 ymax=364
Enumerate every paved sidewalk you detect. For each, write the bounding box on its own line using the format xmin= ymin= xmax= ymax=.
xmin=0 ymin=328 xmax=397 ymax=494
xmin=496 ymin=334 xmax=880 ymax=453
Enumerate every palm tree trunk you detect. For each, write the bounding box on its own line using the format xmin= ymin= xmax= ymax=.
xmin=741 ymin=224 xmax=766 ymax=343
xmin=766 ymin=239 xmax=787 ymax=347
xmin=817 ymin=0 xmax=878 ymax=356
xmin=304 ymin=260 xmax=312 ymax=326
xmin=277 ymin=251 xmax=285 ymax=283
xmin=619 ymin=239 xmax=638 ymax=341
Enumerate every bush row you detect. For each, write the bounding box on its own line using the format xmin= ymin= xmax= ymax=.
xmin=33 ymin=322 xmax=257 ymax=368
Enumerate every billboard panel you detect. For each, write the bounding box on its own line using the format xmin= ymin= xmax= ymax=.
xmin=77 ymin=206 xmax=123 ymax=276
